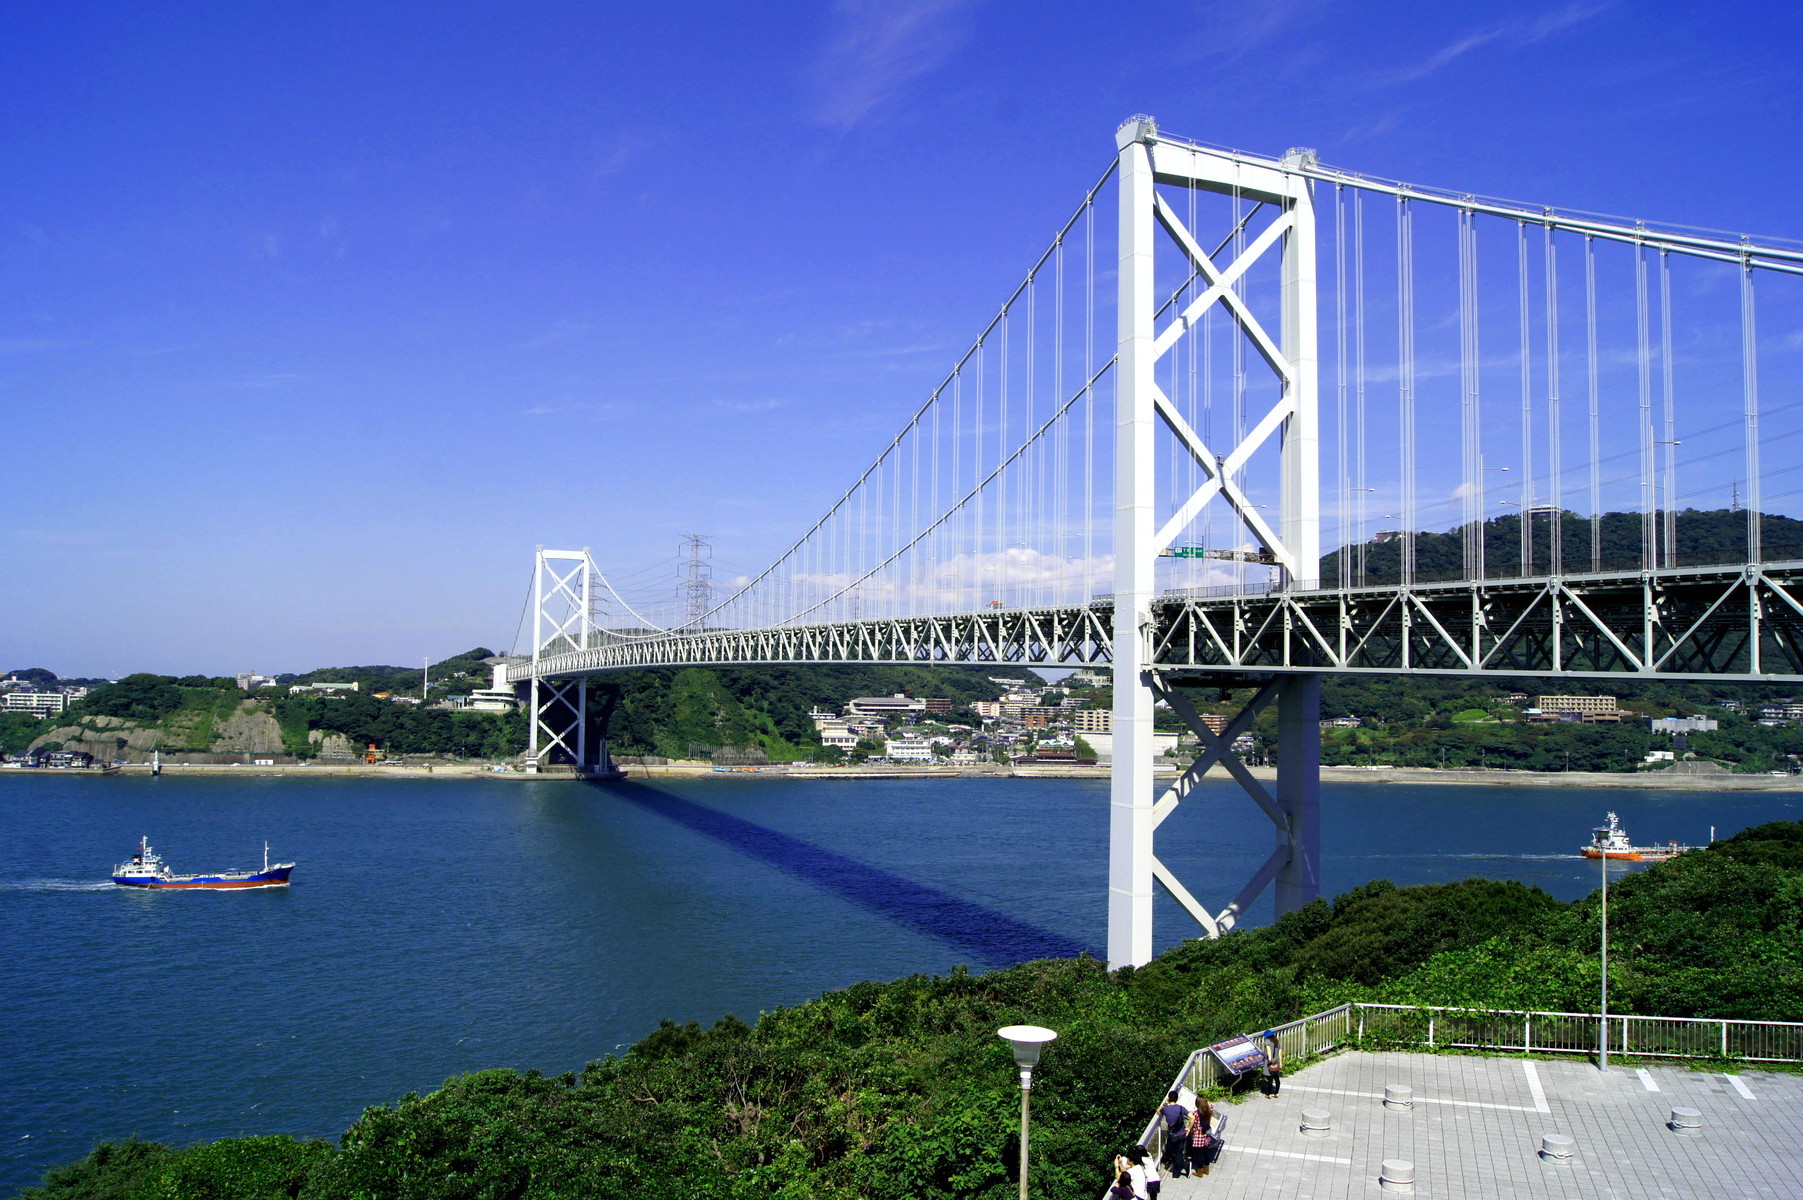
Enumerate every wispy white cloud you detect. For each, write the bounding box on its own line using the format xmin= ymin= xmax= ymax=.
xmin=1182 ymin=0 xmax=1328 ymax=63
xmin=713 ymin=397 xmax=788 ymax=413
xmin=1383 ymin=2 xmax=1612 ymax=85
xmin=0 ymin=335 xmax=69 ymax=355
xmin=807 ymin=0 xmax=981 ymax=131
xmin=517 ymin=317 xmax=593 ymax=351
xmin=227 ymin=372 xmax=302 ymax=389
xmin=521 ymin=400 xmax=634 ymax=419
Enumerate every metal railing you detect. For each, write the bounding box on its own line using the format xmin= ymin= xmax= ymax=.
xmin=1351 ymin=1002 xmax=1803 ymax=1063
xmin=1110 ymin=1000 xmax=1801 ymax=1195
xmin=1126 ymin=1003 xmax=1360 ymax=1172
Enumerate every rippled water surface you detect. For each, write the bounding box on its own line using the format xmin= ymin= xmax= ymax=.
xmin=3 ymin=771 xmax=1796 ymax=1192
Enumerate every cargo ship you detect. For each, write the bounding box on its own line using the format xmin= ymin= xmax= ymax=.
xmin=112 ymin=837 xmax=295 ymax=888
xmin=1580 ymin=812 xmax=1700 ymax=862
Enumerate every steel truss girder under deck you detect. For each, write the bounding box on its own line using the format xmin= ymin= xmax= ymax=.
xmin=1151 ymin=561 xmax=1803 ymax=681
xmin=509 ymin=605 xmax=1114 ymax=679
xmin=510 ymin=561 xmax=1803 ymax=684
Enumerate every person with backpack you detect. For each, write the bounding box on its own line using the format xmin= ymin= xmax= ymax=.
xmin=1156 ymin=1090 xmax=1188 ymax=1175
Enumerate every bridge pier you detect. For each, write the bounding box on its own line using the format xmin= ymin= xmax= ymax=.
xmin=1274 ymin=674 xmax=1322 ymax=915
xmin=526 ymin=677 xmax=619 ymax=777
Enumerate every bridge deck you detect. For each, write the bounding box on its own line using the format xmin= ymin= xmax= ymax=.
xmin=1166 ymin=1050 xmax=1797 ymax=1200
xmin=515 ymin=561 xmax=1803 ymax=684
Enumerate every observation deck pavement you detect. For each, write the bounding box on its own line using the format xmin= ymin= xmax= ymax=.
xmin=1161 ymin=1050 xmax=1798 ymax=1200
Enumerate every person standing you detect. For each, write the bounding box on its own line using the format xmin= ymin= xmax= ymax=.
xmin=1262 ymin=1031 xmax=1284 ymax=1098
xmin=1185 ymin=1098 xmax=1217 ymax=1176
xmin=1157 ymin=1090 xmax=1188 ymax=1174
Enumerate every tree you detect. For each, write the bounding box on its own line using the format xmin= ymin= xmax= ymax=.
xmin=79 ymin=675 xmax=184 ymax=722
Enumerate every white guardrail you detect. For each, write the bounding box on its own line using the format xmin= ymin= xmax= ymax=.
xmin=1113 ymin=1001 xmax=1803 ymax=1192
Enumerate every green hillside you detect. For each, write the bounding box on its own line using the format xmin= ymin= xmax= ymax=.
xmin=1320 ymin=507 xmax=1803 ymax=585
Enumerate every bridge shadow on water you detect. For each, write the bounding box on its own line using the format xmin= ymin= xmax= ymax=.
xmin=593 ymin=781 xmax=1091 ymax=966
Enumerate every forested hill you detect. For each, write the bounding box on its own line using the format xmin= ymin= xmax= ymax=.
xmin=26 ymin=820 xmax=1803 ymax=1200
xmin=1 ymin=660 xmax=1016 ymax=762
xmin=604 ymin=664 xmax=1009 ymax=759
xmin=1321 ymin=507 xmax=1803 ymax=585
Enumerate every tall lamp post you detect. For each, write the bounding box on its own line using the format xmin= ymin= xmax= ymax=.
xmin=1599 ymin=849 xmax=1610 ymax=1070
xmin=998 ymin=1025 xmax=1057 ymax=1200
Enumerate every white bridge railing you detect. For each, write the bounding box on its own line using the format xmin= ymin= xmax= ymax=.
xmin=1118 ymin=1001 xmax=1803 ymax=1184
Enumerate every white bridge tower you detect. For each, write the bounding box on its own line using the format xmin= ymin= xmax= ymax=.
xmin=1110 ymin=117 xmax=1322 ymax=968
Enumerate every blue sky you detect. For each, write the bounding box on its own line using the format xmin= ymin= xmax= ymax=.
xmin=4 ymin=0 xmax=1798 ymax=676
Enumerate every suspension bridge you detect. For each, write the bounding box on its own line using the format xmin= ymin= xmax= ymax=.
xmin=505 ymin=117 xmax=1803 ymax=969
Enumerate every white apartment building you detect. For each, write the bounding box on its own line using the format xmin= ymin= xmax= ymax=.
xmin=3 ymin=691 xmax=67 ymax=716
xmin=884 ymin=737 xmax=935 ymax=762
xmin=816 ymin=721 xmax=859 ymax=750
xmin=1078 ymin=731 xmax=1179 ymax=761
xmin=846 ymin=694 xmax=926 ymax=719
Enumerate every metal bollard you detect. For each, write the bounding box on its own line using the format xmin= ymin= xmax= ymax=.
xmin=1379 ymin=1159 xmax=1416 ymax=1193
xmin=1299 ymin=1108 xmax=1332 ymax=1138
xmin=1669 ymin=1107 xmax=1702 ymax=1137
xmin=1383 ymin=1084 xmax=1414 ymax=1110
xmin=1539 ymin=1134 xmax=1575 ymax=1164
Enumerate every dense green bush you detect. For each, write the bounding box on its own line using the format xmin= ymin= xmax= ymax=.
xmin=134 ymin=1137 xmax=330 ymax=1200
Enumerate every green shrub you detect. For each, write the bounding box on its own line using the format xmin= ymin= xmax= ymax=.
xmin=135 ymin=1135 xmax=331 ymax=1200
xmin=18 ymin=1137 xmax=174 ymax=1200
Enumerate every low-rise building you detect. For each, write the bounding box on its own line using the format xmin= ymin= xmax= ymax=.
xmin=816 ymin=721 xmax=859 ymax=750
xmin=1536 ymin=694 xmax=1617 ymax=716
xmin=1649 ymin=716 xmax=1719 ymax=734
xmin=1078 ymin=731 xmax=1179 ymax=762
xmin=464 ymin=663 xmax=519 ymax=712
xmin=3 ymin=691 xmax=67 ymax=716
xmin=1073 ymin=708 xmax=1112 ymax=734
xmin=847 ymin=694 xmax=927 ymax=719
xmin=884 ymin=737 xmax=935 ymax=763
xmin=289 ymin=681 xmax=360 ymax=696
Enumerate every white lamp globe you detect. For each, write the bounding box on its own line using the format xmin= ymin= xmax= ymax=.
xmin=997 ymin=1024 xmax=1058 ymax=1070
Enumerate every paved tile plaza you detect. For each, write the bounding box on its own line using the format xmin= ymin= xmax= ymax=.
xmin=1156 ymin=1051 xmax=1800 ymax=1199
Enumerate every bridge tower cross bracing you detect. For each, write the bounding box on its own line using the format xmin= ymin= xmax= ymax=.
xmin=1110 ymin=117 xmax=1321 ymax=968
xmin=528 ymin=547 xmax=607 ymax=774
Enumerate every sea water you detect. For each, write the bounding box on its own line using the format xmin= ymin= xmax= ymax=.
xmin=2 ymin=771 xmax=1795 ymax=1193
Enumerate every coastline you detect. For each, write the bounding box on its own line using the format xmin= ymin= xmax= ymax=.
xmin=5 ymin=760 xmax=1799 ymax=791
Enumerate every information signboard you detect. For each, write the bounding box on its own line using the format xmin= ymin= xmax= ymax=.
xmin=1208 ymin=1034 xmax=1268 ymax=1076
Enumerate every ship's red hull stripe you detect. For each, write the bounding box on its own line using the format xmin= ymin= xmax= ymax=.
xmin=114 ymin=878 xmax=291 ymax=889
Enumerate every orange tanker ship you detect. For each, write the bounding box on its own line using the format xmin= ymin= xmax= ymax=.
xmin=1581 ymin=812 xmax=1701 ymax=862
